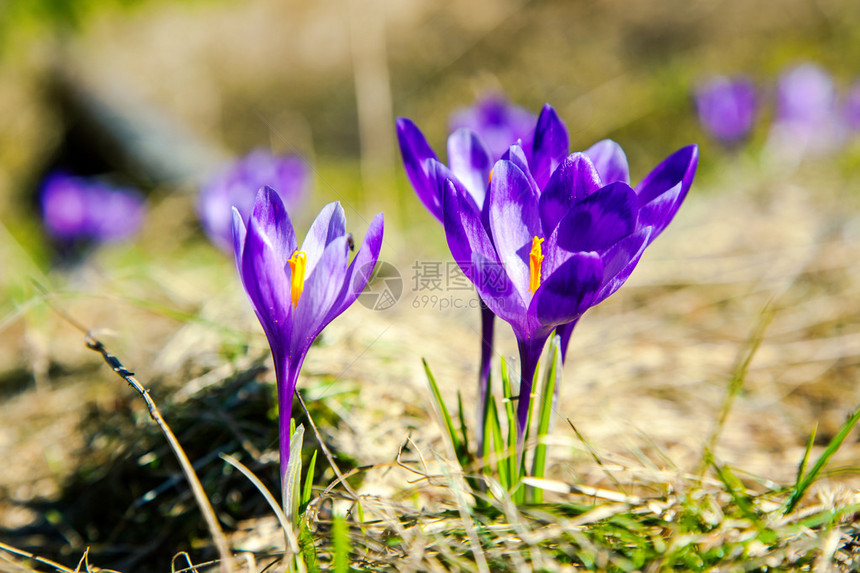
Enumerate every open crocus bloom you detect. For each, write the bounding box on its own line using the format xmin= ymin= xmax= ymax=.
xmin=397 ymin=104 xmax=572 ymax=224
xmin=232 ymin=187 xmax=383 ymax=486
xmin=201 ymin=149 xmax=309 ymax=252
xmin=442 ymin=141 xmax=698 ymax=434
xmin=397 ymin=104 xmax=571 ymax=441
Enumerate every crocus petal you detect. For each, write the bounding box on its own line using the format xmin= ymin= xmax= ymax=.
xmin=330 ymin=212 xmax=385 ymax=319
xmin=290 ymin=235 xmax=350 ymax=355
xmin=501 ymin=143 xmax=539 ymax=193
xmin=231 ymin=207 xmax=247 ymax=272
xmin=396 ymin=117 xmax=442 ymax=221
xmin=241 ymin=214 xmax=292 ymax=350
xmin=301 ymin=201 xmax=347 ymax=277
xmin=594 ymin=226 xmax=652 ymax=304
xmin=635 ymin=145 xmax=698 ymax=240
xmin=447 ymin=128 xmax=492 ymax=207
xmin=552 ymin=182 xmax=638 ymax=254
xmin=487 ymin=160 xmax=542 ymax=301
xmin=586 ymin=139 xmax=630 ymax=185
xmin=251 ymin=186 xmax=298 ymax=266
xmin=442 ymin=180 xmax=522 ymax=321
xmin=531 ymin=104 xmax=570 ymax=189
xmin=539 ymin=152 xmax=603 ymax=233
xmin=531 ymin=252 xmax=603 ymax=328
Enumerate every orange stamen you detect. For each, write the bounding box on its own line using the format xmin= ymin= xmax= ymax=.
xmin=287 ymin=251 xmax=307 ymax=307
xmin=528 ymin=236 xmax=544 ymax=293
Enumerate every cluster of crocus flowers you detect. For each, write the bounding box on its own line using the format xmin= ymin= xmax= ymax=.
xmin=41 ymin=171 xmax=146 ymax=244
xmin=695 ymin=62 xmax=860 ymax=154
xmin=399 ymin=100 xmax=698 ymax=436
xmin=200 ymin=149 xmax=309 ymax=252
xmin=231 ymin=187 xmax=383 ymax=487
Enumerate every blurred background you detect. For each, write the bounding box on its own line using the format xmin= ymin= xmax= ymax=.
xmin=2 ymin=0 xmax=860 ymax=568
xmin=1 ymin=0 xmax=859 ymax=222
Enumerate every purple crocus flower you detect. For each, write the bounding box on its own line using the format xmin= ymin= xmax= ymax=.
xmin=441 ymin=139 xmax=697 ymax=435
xmin=694 ymin=76 xmax=757 ymax=146
xmin=200 ymin=149 xmax=309 ymax=252
xmin=232 ymin=187 xmax=383 ymax=489
xmin=449 ymin=94 xmax=537 ymax=161
xmin=398 ymin=104 xmax=686 ymax=436
xmin=398 ymin=100 xmax=542 ymax=447
xmin=41 ymin=172 xmax=146 ymax=243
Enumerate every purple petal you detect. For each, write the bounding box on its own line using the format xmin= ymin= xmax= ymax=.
xmin=585 ymin=139 xmax=630 ymax=185
xmin=442 ymin=180 xmax=522 ymax=321
xmin=447 ymin=128 xmax=492 ymax=207
xmin=531 ymin=104 xmax=569 ymax=189
xmin=487 ymin=160 xmax=542 ymax=301
xmin=501 ymin=144 xmax=539 ymax=192
xmin=231 ymin=207 xmax=247 ymax=273
xmin=539 ymin=152 xmax=603 ymax=234
xmin=251 ymin=186 xmax=297 ymax=266
xmin=331 ymin=212 xmax=385 ymax=319
xmin=531 ymin=252 xmax=603 ymax=327
xmin=552 ymin=182 xmax=638 ymax=254
xmin=635 ymin=145 xmax=698 ymax=240
xmin=301 ymin=201 xmax=346 ymax=277
xmin=594 ymin=226 xmax=651 ymax=304
xmin=241 ymin=214 xmax=292 ymax=352
xmin=290 ymin=236 xmax=350 ymax=355
xmin=396 ymin=118 xmax=442 ymax=221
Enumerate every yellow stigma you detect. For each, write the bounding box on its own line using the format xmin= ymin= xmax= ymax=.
xmin=287 ymin=250 xmax=307 ymax=308
xmin=528 ymin=236 xmax=544 ymax=293
xmin=488 ymin=168 xmax=494 ymax=184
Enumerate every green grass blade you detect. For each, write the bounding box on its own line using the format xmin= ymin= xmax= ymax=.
xmin=301 ymin=449 xmax=318 ymax=509
xmin=423 ymin=358 xmax=463 ymax=460
xmin=487 ymin=396 xmax=508 ymax=490
xmin=500 ymin=356 xmax=523 ymax=501
xmin=786 ymin=404 xmax=860 ymax=513
xmin=333 ymin=514 xmax=350 ymax=573
xmin=712 ymin=460 xmax=760 ymax=525
xmin=531 ymin=335 xmax=560 ymax=502
xmin=457 ymin=390 xmax=471 ymax=462
xmin=712 ymin=460 xmax=777 ymax=544
xmin=286 ymin=424 xmax=305 ymax=527
xmin=700 ymin=303 xmax=775 ymax=476
xmin=480 ymin=370 xmax=493 ymax=458
xmin=795 ymin=423 xmax=817 ymax=490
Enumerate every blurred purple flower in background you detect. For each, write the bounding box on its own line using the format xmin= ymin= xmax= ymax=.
xmin=199 ymin=149 xmax=309 ymax=251
xmin=843 ymin=80 xmax=860 ymax=131
xmin=694 ymin=76 xmax=758 ymax=145
xmin=769 ymin=63 xmax=842 ymax=157
xmin=41 ymin=172 xmax=146 ymax=243
xmin=232 ymin=187 xmax=383 ymax=495
xmin=776 ymin=63 xmax=836 ymax=126
xmin=449 ymin=94 xmax=537 ymax=161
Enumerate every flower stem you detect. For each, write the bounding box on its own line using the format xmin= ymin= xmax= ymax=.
xmin=556 ymin=319 xmax=578 ymax=364
xmin=277 ymin=356 xmax=304 ymax=497
xmin=516 ymin=336 xmax=547 ymax=437
xmin=477 ymin=300 xmax=495 ymax=456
